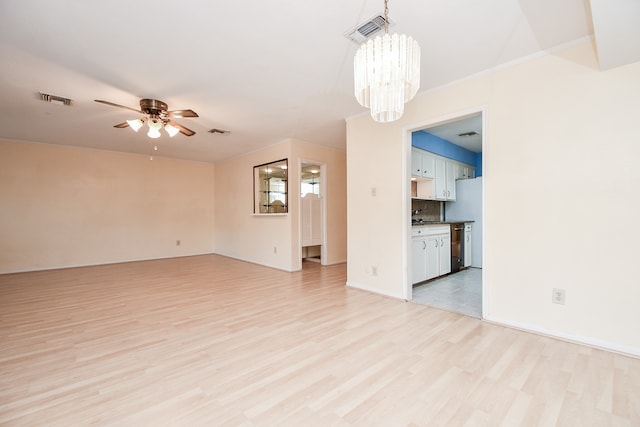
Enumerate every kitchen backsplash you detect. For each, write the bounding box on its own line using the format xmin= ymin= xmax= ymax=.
xmin=411 ymin=199 xmax=441 ymax=222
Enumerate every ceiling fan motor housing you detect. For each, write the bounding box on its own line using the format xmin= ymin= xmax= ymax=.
xmin=140 ymin=99 xmax=168 ymax=116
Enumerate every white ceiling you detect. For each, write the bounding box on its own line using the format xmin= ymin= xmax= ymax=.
xmin=0 ymin=1 xmax=636 ymax=163
xmin=420 ymin=114 xmax=483 ymax=153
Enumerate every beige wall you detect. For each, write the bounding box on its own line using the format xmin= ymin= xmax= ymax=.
xmin=1 ymin=137 xmax=345 ymax=275
xmin=214 ymin=139 xmax=346 ymax=271
xmin=0 ymin=140 xmax=215 ymax=272
xmin=346 ymin=39 xmax=640 ymax=355
xmin=214 ymin=141 xmax=293 ymax=270
xmin=291 ymin=139 xmax=347 ymax=268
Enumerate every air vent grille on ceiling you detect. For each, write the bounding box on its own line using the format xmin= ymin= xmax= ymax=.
xmin=39 ymin=92 xmax=73 ymax=106
xmin=345 ymin=14 xmax=388 ymax=44
xmin=458 ymin=131 xmax=480 ymax=137
xmin=208 ymin=128 xmax=230 ymax=135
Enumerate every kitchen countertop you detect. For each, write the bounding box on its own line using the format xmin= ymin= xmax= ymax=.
xmin=412 ymin=220 xmax=474 ymax=226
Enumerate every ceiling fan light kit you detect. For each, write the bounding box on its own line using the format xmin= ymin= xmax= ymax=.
xmin=126 ymin=118 xmax=145 ymax=132
xmin=95 ymin=98 xmax=199 ymax=140
xmin=353 ymin=0 xmax=420 ymax=123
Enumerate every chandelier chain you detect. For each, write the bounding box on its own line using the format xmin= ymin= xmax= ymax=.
xmin=384 ymin=0 xmax=389 ymax=33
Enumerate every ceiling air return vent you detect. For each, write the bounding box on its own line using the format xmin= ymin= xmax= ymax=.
xmin=38 ymin=92 xmax=73 ymax=106
xmin=458 ymin=131 xmax=480 ymax=137
xmin=345 ymin=14 xmax=389 ymax=44
xmin=208 ymin=128 xmax=230 ymax=135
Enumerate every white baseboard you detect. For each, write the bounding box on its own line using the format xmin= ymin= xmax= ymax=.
xmin=321 ymin=258 xmax=347 ymax=266
xmin=0 ymin=251 xmax=214 ymax=274
xmin=484 ymin=315 xmax=640 ymax=359
xmin=346 ymin=281 xmax=405 ymax=301
xmin=212 ymin=251 xmax=296 ymax=272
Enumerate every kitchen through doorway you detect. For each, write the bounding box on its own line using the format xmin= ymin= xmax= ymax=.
xmin=407 ymin=110 xmax=484 ymax=318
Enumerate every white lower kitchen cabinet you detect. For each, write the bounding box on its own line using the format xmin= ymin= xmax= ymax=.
xmin=412 ymin=225 xmax=451 ymax=284
xmin=464 ymin=223 xmax=472 ymax=267
xmin=412 ymin=237 xmax=428 ymax=284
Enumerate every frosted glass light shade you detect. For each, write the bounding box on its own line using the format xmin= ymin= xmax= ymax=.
xmin=354 ymin=33 xmax=421 ymax=123
xmin=164 ymin=123 xmax=180 ymax=137
xmin=126 ymin=118 xmax=144 ymax=132
xmin=146 ymin=118 xmax=162 ymax=138
xmin=147 ymin=127 xmax=161 ymax=138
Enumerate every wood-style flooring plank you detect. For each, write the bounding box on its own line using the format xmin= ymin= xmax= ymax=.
xmin=1 ymin=254 xmax=639 ymax=426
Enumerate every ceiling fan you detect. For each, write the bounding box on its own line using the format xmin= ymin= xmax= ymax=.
xmin=95 ymin=99 xmax=199 ymax=138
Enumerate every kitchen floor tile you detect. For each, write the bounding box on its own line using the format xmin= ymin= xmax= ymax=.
xmin=411 ymin=268 xmax=482 ymax=318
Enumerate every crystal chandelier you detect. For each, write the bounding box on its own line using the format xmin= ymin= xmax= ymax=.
xmin=354 ymin=0 xmax=421 ymax=123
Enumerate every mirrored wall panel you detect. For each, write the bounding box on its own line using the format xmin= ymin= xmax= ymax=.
xmin=254 ymin=159 xmax=288 ymax=214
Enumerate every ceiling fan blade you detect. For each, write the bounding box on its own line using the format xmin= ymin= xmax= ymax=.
xmin=167 ymin=109 xmax=199 ymax=118
xmin=95 ymin=99 xmax=143 ymax=114
xmin=113 ymin=122 xmax=129 ymax=128
xmin=169 ymin=120 xmax=196 ymax=137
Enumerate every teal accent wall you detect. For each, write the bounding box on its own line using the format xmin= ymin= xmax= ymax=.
xmin=412 ymin=131 xmax=482 ymax=177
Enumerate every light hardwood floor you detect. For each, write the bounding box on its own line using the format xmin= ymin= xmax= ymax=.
xmin=1 ymin=255 xmax=638 ymax=426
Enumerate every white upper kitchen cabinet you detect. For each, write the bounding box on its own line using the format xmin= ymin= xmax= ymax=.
xmin=411 ymin=148 xmax=435 ymax=179
xmin=435 ymin=158 xmax=456 ymax=201
xmin=446 ymin=161 xmax=456 ymax=201
xmin=455 ymin=163 xmax=475 ymax=180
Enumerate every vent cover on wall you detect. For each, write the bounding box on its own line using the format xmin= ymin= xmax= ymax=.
xmin=345 ymin=14 xmax=389 ymax=44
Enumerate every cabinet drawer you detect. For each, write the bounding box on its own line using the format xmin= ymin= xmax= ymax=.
xmin=412 ymin=225 xmax=449 ymax=237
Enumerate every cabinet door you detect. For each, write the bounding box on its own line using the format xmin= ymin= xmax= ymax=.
xmin=412 ymin=238 xmax=428 ymax=284
xmin=439 ymin=234 xmax=451 ymax=275
xmin=411 ymin=149 xmax=422 ymax=176
xmin=434 ymin=158 xmax=446 ymax=200
xmin=421 ymin=153 xmax=435 ymax=179
xmin=445 ymin=161 xmax=456 ymax=200
xmin=464 ymin=226 xmax=472 ymax=267
xmin=425 ymin=235 xmax=440 ymax=280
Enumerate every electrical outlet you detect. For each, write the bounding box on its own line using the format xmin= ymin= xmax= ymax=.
xmin=371 ymin=187 xmax=377 ymax=197
xmin=371 ymin=266 xmax=378 ymax=276
xmin=176 ymin=240 xmax=181 ymax=246
xmin=552 ymin=288 xmax=566 ymax=305
xmin=273 ymin=246 xmax=277 ymax=254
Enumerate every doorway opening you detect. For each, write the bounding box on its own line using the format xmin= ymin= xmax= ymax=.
xmin=300 ymin=162 xmax=324 ymax=266
xmin=405 ymin=109 xmax=485 ymax=318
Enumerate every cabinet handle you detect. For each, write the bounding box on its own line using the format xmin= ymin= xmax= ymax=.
xmin=423 ymin=241 xmax=426 ymax=250
xmin=435 ymin=240 xmax=438 ymax=248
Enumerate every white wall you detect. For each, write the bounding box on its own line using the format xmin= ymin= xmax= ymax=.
xmin=346 ymin=39 xmax=640 ymax=355
xmin=0 ymin=140 xmax=216 ymax=272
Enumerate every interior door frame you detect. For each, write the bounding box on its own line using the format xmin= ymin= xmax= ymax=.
xmin=402 ymin=106 xmax=487 ymax=317
xmin=296 ymin=159 xmax=328 ymax=270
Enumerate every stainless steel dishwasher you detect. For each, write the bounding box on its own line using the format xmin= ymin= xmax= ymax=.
xmin=450 ymin=223 xmax=465 ymax=272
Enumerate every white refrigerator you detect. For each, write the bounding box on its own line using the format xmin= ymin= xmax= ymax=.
xmin=445 ymin=177 xmax=482 ymax=268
